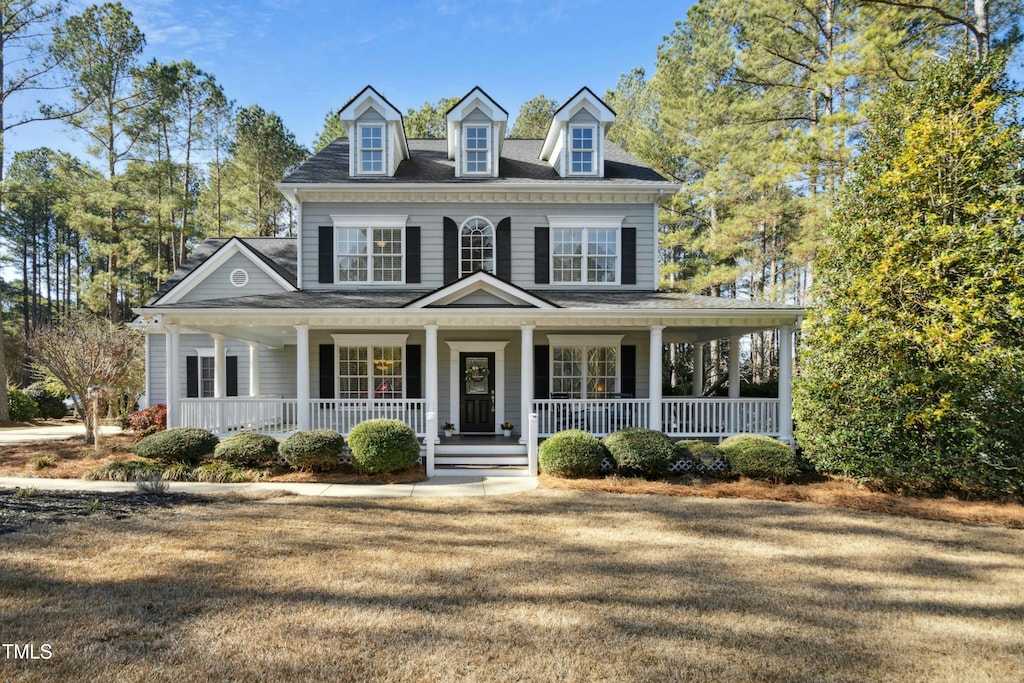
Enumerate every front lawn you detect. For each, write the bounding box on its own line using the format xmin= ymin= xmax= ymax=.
xmin=1 ymin=489 xmax=1022 ymax=681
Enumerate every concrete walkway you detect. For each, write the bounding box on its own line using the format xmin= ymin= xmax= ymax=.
xmin=0 ymin=474 xmax=539 ymax=498
xmin=0 ymin=423 xmax=122 ymax=444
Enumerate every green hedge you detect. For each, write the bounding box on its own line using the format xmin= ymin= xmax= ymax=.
xmin=132 ymin=427 xmax=219 ymax=465
xmin=602 ymin=428 xmax=675 ymax=478
xmin=347 ymin=419 xmax=420 ymax=474
xmin=279 ymin=430 xmax=345 ymax=472
xmin=6 ymin=387 xmax=39 ymax=422
xmin=24 ymin=383 xmax=66 ymax=420
xmin=718 ymin=435 xmax=797 ymax=481
xmin=214 ymin=433 xmax=279 ymax=467
xmin=539 ymin=429 xmax=606 ymax=478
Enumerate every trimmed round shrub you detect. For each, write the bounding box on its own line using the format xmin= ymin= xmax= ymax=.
xmin=132 ymin=427 xmax=219 ymax=465
xmin=24 ymin=383 xmax=66 ymax=419
xmin=539 ymin=429 xmax=606 ymax=478
xmin=347 ymin=419 xmax=420 ymax=474
xmin=673 ymin=439 xmax=728 ymax=474
xmin=718 ymin=435 xmax=797 ymax=481
xmin=6 ymin=387 xmax=39 ymax=422
xmin=602 ymin=428 xmax=674 ymax=478
xmin=279 ymin=430 xmax=345 ymax=472
xmin=122 ymin=404 xmax=167 ymax=435
xmin=214 ymin=432 xmax=279 ymax=467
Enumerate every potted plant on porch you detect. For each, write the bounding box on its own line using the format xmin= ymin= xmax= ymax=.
xmin=443 ymin=422 xmax=455 ymax=437
xmin=500 ymin=422 xmax=513 ymax=437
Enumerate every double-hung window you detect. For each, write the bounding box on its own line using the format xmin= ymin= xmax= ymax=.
xmin=333 ymin=335 xmax=407 ymax=399
xmin=199 ymin=357 xmax=215 ymax=398
xmin=550 ymin=221 xmax=620 ymax=284
xmin=359 ymin=125 xmax=384 ymax=174
xmin=549 ymin=335 xmax=621 ymax=399
xmin=465 ymin=126 xmax=489 ymax=174
xmin=570 ymin=126 xmax=595 ymax=175
xmin=333 ymin=216 xmax=406 ymax=284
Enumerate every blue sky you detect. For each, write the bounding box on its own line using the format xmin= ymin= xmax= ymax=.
xmin=7 ymin=0 xmax=695 ymax=161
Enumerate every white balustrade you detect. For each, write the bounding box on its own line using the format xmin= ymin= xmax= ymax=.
xmin=179 ymin=397 xmax=298 ymax=436
xmin=310 ymin=399 xmax=427 ymax=437
xmin=661 ymin=398 xmax=780 ymax=438
xmin=532 ymin=398 xmax=650 ymax=437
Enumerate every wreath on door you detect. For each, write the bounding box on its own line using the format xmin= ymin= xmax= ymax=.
xmin=465 ymin=364 xmax=490 ymax=382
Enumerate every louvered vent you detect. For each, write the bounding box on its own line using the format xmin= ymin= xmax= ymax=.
xmin=229 ymin=268 xmax=249 ymax=287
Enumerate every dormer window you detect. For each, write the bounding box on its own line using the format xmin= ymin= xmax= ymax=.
xmin=465 ymin=126 xmax=490 ymax=174
xmin=359 ymin=125 xmax=384 ymax=174
xmin=570 ymin=126 xmax=596 ymax=175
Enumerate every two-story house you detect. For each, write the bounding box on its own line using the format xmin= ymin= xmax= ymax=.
xmin=136 ymin=85 xmax=803 ymax=476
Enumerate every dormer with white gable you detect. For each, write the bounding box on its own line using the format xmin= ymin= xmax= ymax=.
xmin=446 ymin=87 xmax=508 ymax=178
xmin=540 ymin=87 xmax=616 ymax=179
xmin=339 ymin=85 xmax=410 ymax=178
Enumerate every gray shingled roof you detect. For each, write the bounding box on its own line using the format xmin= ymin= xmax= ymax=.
xmin=280 ymin=139 xmax=669 ymax=185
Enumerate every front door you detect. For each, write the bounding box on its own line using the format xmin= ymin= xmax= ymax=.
xmin=460 ymin=352 xmax=495 ymax=433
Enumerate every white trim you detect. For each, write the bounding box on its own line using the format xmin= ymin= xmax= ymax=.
xmin=193 ymin=347 xmax=215 ymax=357
xmin=356 ymin=122 xmax=386 ymax=176
xmin=546 ymin=334 xmax=624 ymax=347
xmin=547 ymin=215 xmax=625 ymax=229
xmin=407 ymin=271 xmax=555 ymax=309
xmin=547 ymin=338 xmax=623 ymax=400
xmin=549 ymin=225 xmax=622 ymax=286
xmin=331 ymin=333 xmax=409 ymax=346
xmin=332 ymin=340 xmax=408 ymax=401
xmin=446 ymin=341 xmax=508 ymax=434
xmin=152 ymin=238 xmax=296 ymax=305
xmin=332 ymin=224 xmax=406 ymax=285
xmin=229 ymin=268 xmax=249 ymax=287
xmin=330 ymin=215 xmax=409 ymax=228
xmin=445 ymin=87 xmax=509 ymax=161
xmin=567 ymin=124 xmax=598 ymax=177
xmin=296 ymin=201 xmax=304 ymax=289
xmin=459 ymin=216 xmax=496 ymax=277
xmin=461 ymin=124 xmax=491 ymax=176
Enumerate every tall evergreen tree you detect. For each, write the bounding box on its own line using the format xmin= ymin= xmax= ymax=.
xmin=404 ymin=97 xmax=458 ymax=139
xmin=313 ymin=109 xmax=345 ymax=152
xmin=508 ymin=95 xmax=558 ymax=138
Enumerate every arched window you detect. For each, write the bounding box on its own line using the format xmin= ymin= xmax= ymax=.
xmin=460 ymin=217 xmax=495 ymax=277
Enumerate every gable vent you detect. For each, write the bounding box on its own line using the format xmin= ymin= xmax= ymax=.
xmin=229 ymin=268 xmax=249 ymax=287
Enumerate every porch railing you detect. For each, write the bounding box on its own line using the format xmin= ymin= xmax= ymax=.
xmin=533 ymin=398 xmax=650 ymax=437
xmin=310 ymin=399 xmax=427 ymax=437
xmin=180 ymin=397 xmax=299 ymax=436
xmin=662 ymin=398 xmax=780 ymax=438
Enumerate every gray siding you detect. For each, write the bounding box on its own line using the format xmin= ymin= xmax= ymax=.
xmin=301 ymin=201 xmax=655 ymax=291
xmin=178 ymin=252 xmax=288 ymax=303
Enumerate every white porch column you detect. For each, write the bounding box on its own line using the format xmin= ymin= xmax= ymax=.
xmin=424 ymin=324 xmax=438 ymax=442
xmin=728 ymin=335 xmax=741 ymax=399
xmin=692 ymin=342 xmax=705 ymax=398
xmin=248 ymin=342 xmax=261 ymax=397
xmin=778 ymin=325 xmax=795 ymax=444
xmin=165 ymin=324 xmax=180 ymax=427
xmin=520 ymin=324 xmax=535 ymax=444
xmin=295 ymin=324 xmax=310 ymax=431
xmin=212 ymin=333 xmax=227 ymax=398
xmin=648 ymin=325 xmax=664 ymax=432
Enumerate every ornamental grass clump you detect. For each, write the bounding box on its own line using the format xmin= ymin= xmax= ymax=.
xmin=347 ymin=419 xmax=420 ymax=474
xmin=279 ymin=430 xmax=345 ymax=472
xmin=718 ymin=435 xmax=797 ymax=482
xmin=539 ymin=429 xmax=606 ymax=478
xmin=87 ymin=458 xmax=163 ymax=481
xmin=214 ymin=433 xmax=279 ymax=467
xmin=132 ymin=428 xmax=219 ymax=465
xmin=602 ymin=428 xmax=674 ymax=478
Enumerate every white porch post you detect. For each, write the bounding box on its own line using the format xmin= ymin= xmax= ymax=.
xmin=728 ymin=335 xmax=741 ymax=399
xmin=425 ymin=324 xmax=438 ymax=442
xmin=295 ymin=324 xmax=310 ymax=431
xmin=165 ymin=324 xmax=180 ymax=428
xmin=692 ymin=342 xmax=705 ymax=398
xmin=212 ymin=334 xmax=226 ymax=398
xmin=778 ymin=325 xmax=794 ymax=444
xmin=248 ymin=342 xmax=261 ymax=397
xmin=648 ymin=325 xmax=664 ymax=432
xmin=520 ymin=324 xmax=534 ymax=444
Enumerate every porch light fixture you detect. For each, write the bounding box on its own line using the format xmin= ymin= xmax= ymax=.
xmin=373 ymin=358 xmax=394 ymax=372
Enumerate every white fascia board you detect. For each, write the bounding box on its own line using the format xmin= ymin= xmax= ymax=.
xmin=151 ymin=238 xmax=297 ymax=305
xmin=277 ymin=181 xmax=680 ymax=199
xmin=547 ymin=215 xmax=625 ymax=229
xmin=407 ymin=271 xmax=556 ymax=309
xmin=330 ymin=215 xmax=409 ymax=228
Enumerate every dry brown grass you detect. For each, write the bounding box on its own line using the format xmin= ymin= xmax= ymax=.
xmin=1 ymin=489 xmax=1022 ymax=682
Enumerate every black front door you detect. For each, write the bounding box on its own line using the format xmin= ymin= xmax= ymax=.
xmin=460 ymin=352 xmax=495 ymax=433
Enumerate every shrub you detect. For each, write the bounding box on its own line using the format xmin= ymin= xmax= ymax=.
xmin=24 ymin=383 xmax=66 ymax=419
xmin=6 ymin=386 xmax=38 ymax=422
xmin=347 ymin=419 xmax=420 ymax=474
xmin=87 ymin=458 xmax=163 ymax=481
xmin=539 ymin=429 xmax=606 ymax=478
xmin=673 ymin=440 xmax=728 ymax=475
xmin=214 ymin=433 xmax=279 ymax=467
xmin=279 ymin=430 xmax=345 ymax=472
xmin=122 ymin=404 xmax=167 ymax=434
xmin=718 ymin=435 xmax=797 ymax=481
xmin=602 ymin=428 xmax=675 ymax=478
xmin=132 ymin=427 xmax=219 ymax=465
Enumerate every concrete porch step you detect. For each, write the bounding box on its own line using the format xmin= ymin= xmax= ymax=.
xmin=433 ymin=464 xmax=532 ymax=477
xmin=434 ymin=454 xmax=529 ymax=466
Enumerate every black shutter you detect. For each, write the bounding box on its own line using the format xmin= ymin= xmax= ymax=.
xmin=226 ymin=356 xmax=238 ymax=397
xmin=406 ymin=345 xmax=422 ymax=399
xmin=406 ymin=226 xmax=421 ymax=284
xmin=534 ymin=345 xmax=549 ymax=399
xmin=318 ymin=226 xmax=334 ymax=283
xmin=534 ymin=227 xmax=549 ymax=284
xmin=620 ymin=345 xmax=636 ymax=398
xmin=186 ymin=356 xmax=199 ymax=398
xmin=319 ymin=344 xmax=335 ymax=399
xmin=622 ymin=227 xmax=637 ymax=285
xmin=443 ymin=217 xmax=458 ymax=283
xmin=496 ymin=217 xmax=511 ymax=280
